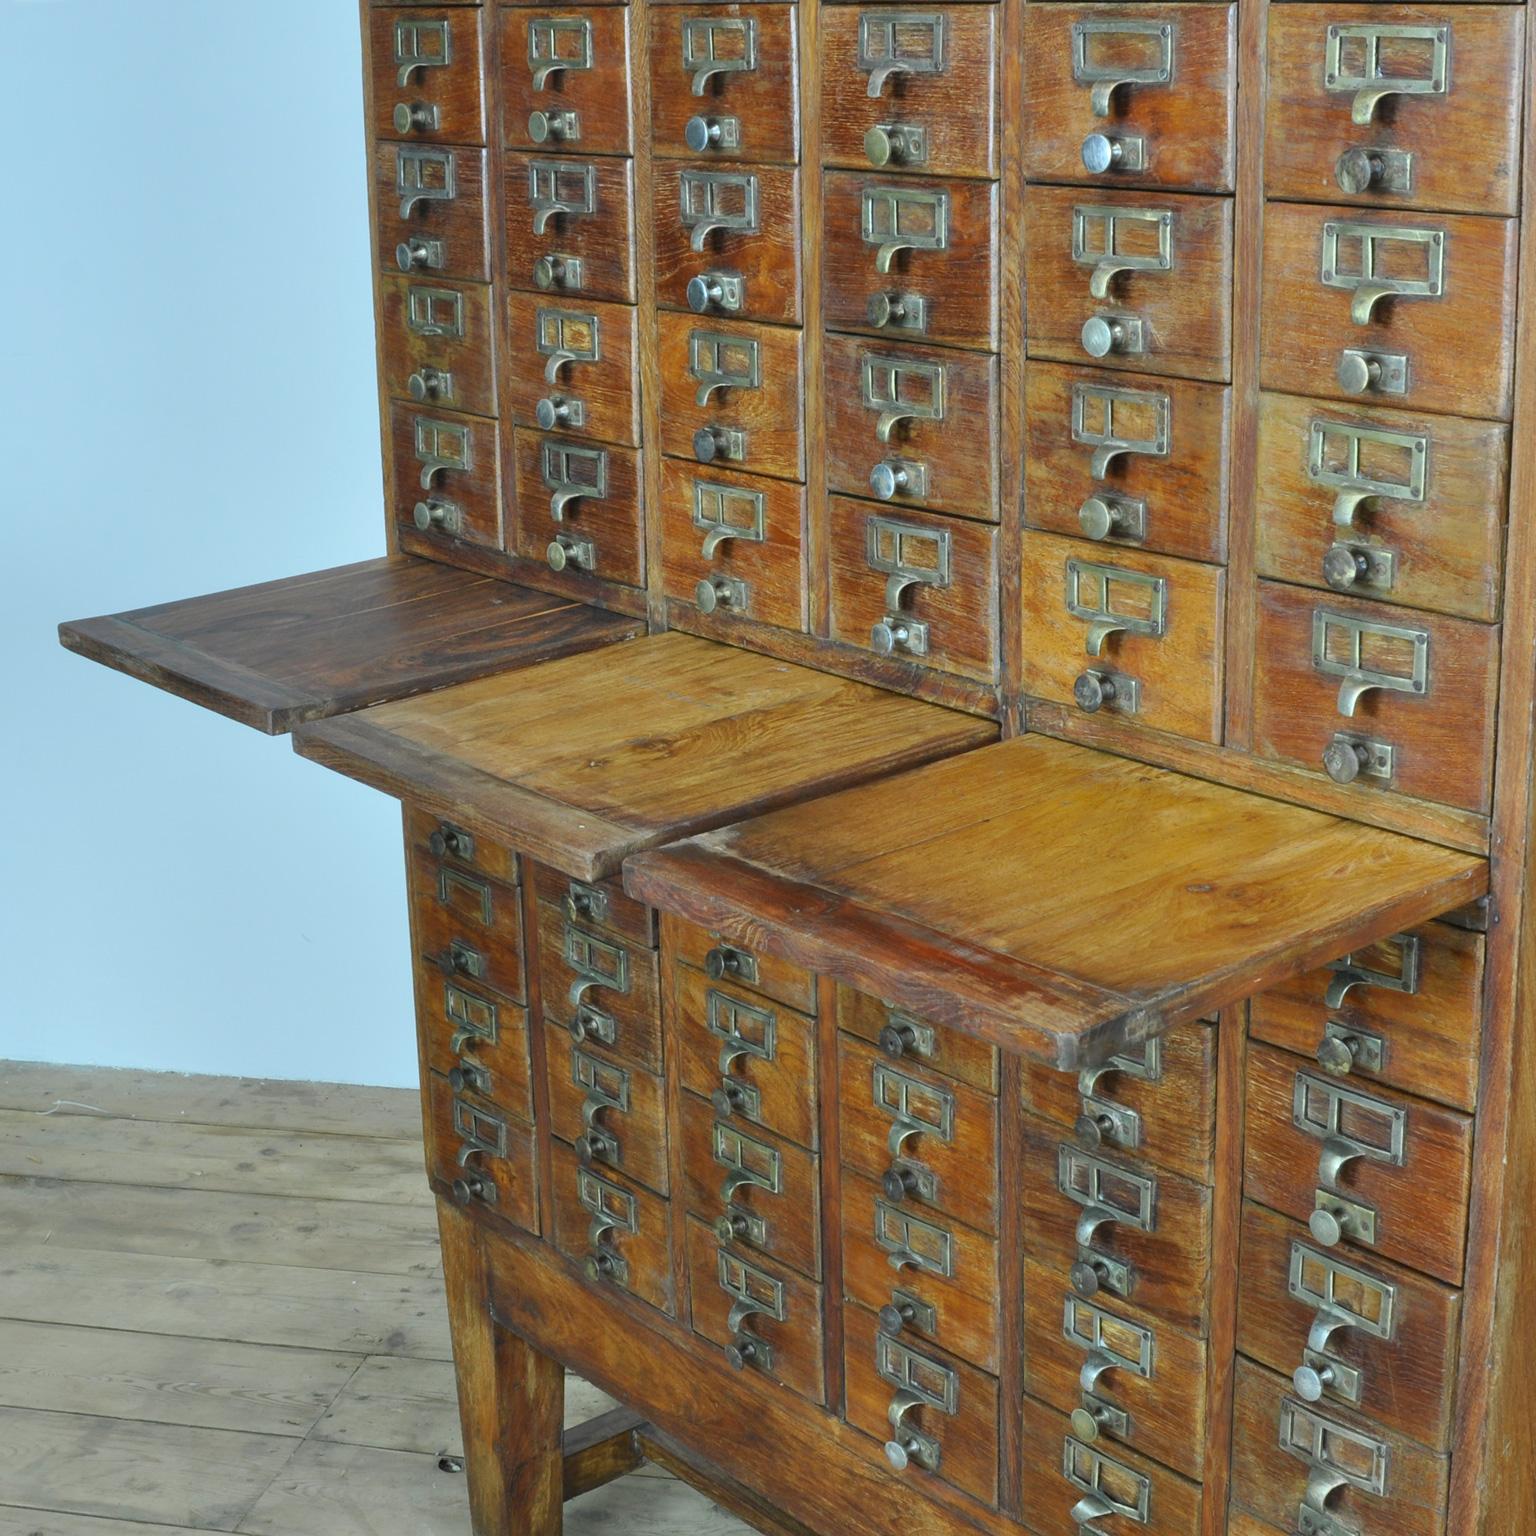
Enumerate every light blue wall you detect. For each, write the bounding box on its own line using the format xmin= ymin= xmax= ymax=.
xmin=1 ymin=2 xmax=419 ymax=1085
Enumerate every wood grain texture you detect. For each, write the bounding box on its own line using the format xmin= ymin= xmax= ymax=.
xmin=500 ymin=5 xmax=635 ymax=156
xmin=379 ymin=273 xmax=499 ymax=418
xmin=505 ymin=291 xmax=640 ymax=446
xmin=664 ymin=912 xmax=817 ymax=1014
xmin=530 ymin=859 xmax=659 ymax=950
xmin=388 ymin=399 xmax=504 ymax=550
xmin=425 ymin=1073 xmax=540 ymax=1233
xmin=504 ymin=150 xmax=638 ymax=304
xmin=370 ymin=5 xmax=487 ymax=145
xmin=835 ymin=985 xmax=999 ymax=1093
xmin=376 ymin=140 xmax=492 ymax=283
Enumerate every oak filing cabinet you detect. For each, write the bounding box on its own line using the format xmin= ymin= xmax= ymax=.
xmin=59 ymin=0 xmax=1536 ymax=1532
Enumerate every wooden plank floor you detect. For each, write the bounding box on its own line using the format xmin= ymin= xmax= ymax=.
xmin=0 ymin=1062 xmax=757 ymax=1535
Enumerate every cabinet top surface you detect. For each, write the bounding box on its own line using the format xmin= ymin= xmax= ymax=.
xmin=624 ymin=735 xmax=1487 ymax=1068
xmin=292 ymin=631 xmax=997 ymax=881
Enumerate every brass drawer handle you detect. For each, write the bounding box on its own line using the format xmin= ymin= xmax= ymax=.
xmin=397 ymin=147 xmax=457 ymax=220
xmin=534 ymin=253 xmax=584 ymax=293
xmin=716 ymin=1247 xmax=783 ymax=1373
xmin=862 ymin=185 xmax=950 ymax=274
xmin=408 ymin=366 xmax=453 ymax=405
xmin=1072 ymin=18 xmax=1174 ymax=118
xmin=528 ymin=17 xmax=592 ymax=91
xmin=1058 ymin=1145 xmax=1158 ymax=1241
xmin=873 ymin=1062 xmax=955 ymax=1161
xmin=705 ymin=941 xmax=760 ymax=982
xmin=529 ymin=160 xmax=596 ymax=236
xmin=413 ymin=416 xmax=471 ymax=491
xmin=865 ymin=124 xmax=928 ymax=171
xmin=535 ymin=306 xmax=600 ymax=385
xmin=861 ymin=354 xmax=946 ymax=443
xmin=1289 ymin=1239 xmax=1398 ymax=1409
xmin=1292 ymin=1071 xmax=1407 ymax=1189
xmin=1325 ymin=22 xmax=1449 ymax=127
xmin=541 ymin=442 xmax=607 ymax=525
xmin=867 ymin=514 xmax=951 ymax=612
xmin=1063 ymin=1438 xmax=1151 ymax=1526
xmin=445 ymin=983 xmax=498 ymax=1054
xmin=1311 ymin=609 xmax=1430 ymax=717
xmin=1321 ymin=221 xmax=1445 ymax=326
xmin=1307 ymin=418 xmax=1429 ymax=532
xmin=1074 ymin=205 xmax=1173 ymax=301
xmin=713 ymin=1121 xmax=783 ymax=1203
xmin=1279 ymin=1399 xmax=1390 ymax=1527
xmin=885 ymin=1391 xmax=942 ymax=1473
xmin=527 ymin=108 xmax=580 ymax=146
xmin=878 ymin=1333 xmax=956 ymax=1473
xmin=681 ymin=170 xmax=760 ymax=251
xmin=395 ymin=17 xmax=452 ymax=87
xmin=682 ymin=16 xmax=758 ymax=96
xmin=690 ymin=329 xmax=761 ymax=407
xmin=1072 ymin=382 xmax=1170 ymax=480
xmin=693 ymin=481 xmax=765 ymax=560
xmin=1065 ymin=559 xmax=1167 ymax=658
xmin=1325 ymin=932 xmax=1420 ymax=1007
xmin=858 ymin=11 xmax=947 ymax=98
xmin=396 ymin=236 xmax=445 ymax=274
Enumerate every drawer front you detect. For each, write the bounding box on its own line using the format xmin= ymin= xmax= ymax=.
xmin=505 ymin=292 xmax=639 ymax=447
xmin=820 ymin=6 xmax=998 ymax=180
xmin=844 ymin=1304 xmax=999 ymax=1507
xmin=674 ymin=966 xmax=820 ymax=1150
xmin=1250 ymin=921 xmax=1484 ymax=1114
xmin=1243 ymin=1041 xmax=1474 ymax=1286
xmin=380 ymin=275 xmax=498 ymax=419
xmin=407 ymin=806 xmax=519 ymax=885
xmin=841 ymin=1169 xmax=998 ymax=1374
xmin=1020 ymin=531 xmax=1226 ymax=744
xmin=1022 ymin=1114 xmax=1213 ymax=1338
xmin=417 ymin=967 xmax=534 ymax=1124
xmin=550 ymin=1139 xmax=677 ymax=1316
xmin=1230 ymin=1359 xmax=1449 ymax=1536
xmin=1237 ymin=1201 xmax=1462 ymax=1452
xmin=824 ymin=334 xmax=999 ymax=520
xmin=377 ymin=141 xmax=491 ymax=282
xmin=838 ymin=1034 xmax=999 ymax=1236
xmin=371 ymin=7 xmax=487 ymax=145
xmin=1020 ymin=1395 xmax=1203 ymax=1536
xmin=1021 ymin=1022 xmax=1218 ymax=1187
xmin=659 ymin=461 xmax=808 ymax=631
xmin=1024 ymin=364 xmax=1230 ymax=565
xmin=410 ymin=846 xmax=525 ymax=1002
xmin=426 ymin=1073 xmax=540 ymax=1232
xmin=1260 ymin=202 xmax=1518 ymax=421
xmin=1251 ymin=579 xmax=1500 ymax=815
xmin=680 ymin=1090 xmax=821 ymax=1279
xmin=504 ymin=151 xmax=637 ymax=304
xmin=653 ymin=162 xmax=803 ymax=324
xmin=500 ymin=8 xmax=635 ymax=157
xmin=530 ymin=861 xmax=657 ymax=951
xmin=657 ymin=310 xmax=806 ymax=481
xmin=543 ymin=1019 xmax=670 ymax=1196
xmin=686 ymin=1219 xmax=826 ymax=1402
xmin=1266 ymin=5 xmax=1524 ymax=217
xmin=389 ymin=401 xmax=503 ymax=548
xmin=1023 ymin=4 xmax=1237 ymax=194
xmin=511 ymin=430 xmax=645 ymax=588
xmin=1023 ymin=1259 xmax=1208 ymax=1483
xmin=828 ymin=498 xmax=1000 ymax=683
xmin=535 ymin=899 xmax=663 ymax=1071
xmin=822 ymin=170 xmax=998 ymax=352
xmin=663 ymin=912 xmax=817 ymax=1014
xmin=649 ymin=6 xmax=800 ymax=165
xmin=1024 ymin=185 xmax=1234 ymax=383
xmin=836 ymin=986 xmax=999 ymax=1095
xmin=1255 ymin=393 xmax=1509 ymax=624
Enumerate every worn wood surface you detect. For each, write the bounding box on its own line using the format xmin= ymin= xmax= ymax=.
xmin=379 ymin=272 xmax=499 ymax=418
xmin=504 ymin=151 xmax=638 ymax=304
xmin=505 ymin=291 xmax=641 ymax=447
xmin=369 ymin=5 xmax=487 ymax=146
xmin=499 ymin=5 xmax=635 ymax=156
xmin=376 ymin=141 xmax=492 ymax=283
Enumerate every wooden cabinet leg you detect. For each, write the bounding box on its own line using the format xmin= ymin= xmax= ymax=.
xmin=438 ymin=1198 xmax=564 ymax=1535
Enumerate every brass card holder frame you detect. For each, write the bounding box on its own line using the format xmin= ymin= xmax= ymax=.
xmin=1073 ymin=205 xmax=1174 ymax=300
xmin=397 ymin=147 xmax=457 ymax=219
xmin=1320 ymin=221 xmax=1446 ymax=325
xmin=858 ymin=12 xmax=947 ymax=97
xmin=529 ymin=16 xmax=593 ymax=91
xmin=1072 ymin=382 xmax=1171 ymax=480
xmin=395 ymin=17 xmax=452 ymax=85
xmin=1311 ymin=609 xmax=1430 ymax=716
xmin=1065 ymin=559 xmax=1168 ymax=657
xmin=541 ymin=441 xmax=608 ymax=522
xmin=693 ymin=479 xmax=766 ymax=559
xmin=683 ymin=16 xmax=759 ymax=96
xmin=1071 ymin=18 xmax=1176 ymax=117
xmin=862 ymin=185 xmax=950 ymax=274
xmin=860 ymin=355 xmax=947 ymax=442
xmin=1324 ymin=22 xmax=1450 ymax=126
xmin=1308 ymin=418 xmax=1430 ymax=529
xmin=689 ymin=330 xmax=761 ymax=406
xmin=530 ymin=160 xmax=597 ymax=235
xmin=414 ymin=416 xmax=472 ymax=489
xmin=681 ymin=169 xmax=761 ymax=251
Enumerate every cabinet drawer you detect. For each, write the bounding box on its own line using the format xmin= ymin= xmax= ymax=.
xmin=1024 ymin=364 xmax=1230 ymax=564
xmin=504 ymin=151 xmax=637 ymax=304
xmin=505 ymin=292 xmax=639 ymax=448
xmin=1022 ymin=1114 xmax=1213 ymax=1338
xmin=1256 ymin=393 xmax=1508 ymax=624
xmin=844 ymin=1305 xmax=998 ymax=1507
xmin=500 ymin=8 xmax=635 ymax=157
xmin=407 ymin=806 xmax=518 ymax=885
xmin=1237 ymin=1202 xmax=1462 ymax=1453
xmin=1230 ymin=1359 xmax=1449 ymax=1536
xmin=426 ymin=1073 xmax=539 ymax=1233
xmin=1021 ymin=1021 xmax=1218 ymax=1187
xmin=663 ymin=911 xmax=817 ymax=1015
xmin=371 ymin=7 xmax=487 ymax=146
xmin=510 ymin=431 xmax=645 ymax=589
xmin=530 ymin=861 xmax=657 ymax=951
xmin=550 ymin=1140 xmax=677 ymax=1316
xmin=1250 ymin=920 xmax=1485 ymax=1114
xmin=680 ymin=1090 xmax=821 ymax=1280
xmin=377 ymin=142 xmax=491 ymax=283
xmin=1020 ymin=531 xmax=1226 ymax=744
xmin=822 ymin=171 xmax=998 ymax=352
xmin=841 ymin=1169 xmax=998 ymax=1374
xmin=1251 ymin=579 xmax=1500 ymax=815
xmin=380 ymin=275 xmax=498 ymax=419
xmin=1243 ymin=1042 xmax=1474 ymax=1286
xmin=389 ymin=401 xmax=503 ymax=550
xmin=417 ymin=968 xmax=534 ymax=1124
xmin=1022 ymin=1397 xmax=1202 ymax=1536
xmin=649 ymin=6 xmax=800 ymax=165
xmin=1024 ymin=1259 xmax=1208 ymax=1483
xmin=820 ymin=6 xmax=998 ymax=180
xmin=657 ymin=310 xmax=806 ymax=482
xmin=839 ymin=1034 xmax=998 ymax=1237
xmin=1023 ymin=4 xmax=1237 ymax=194
xmin=674 ymin=966 xmax=820 ymax=1150
xmin=836 ymin=986 xmax=999 ymax=1095
xmin=660 ymin=463 xmax=808 ymax=631
xmin=829 ymin=499 xmax=1000 ymax=684
xmin=410 ymin=846 xmax=525 ymax=1002
xmin=543 ymin=1019 xmax=670 ymax=1196
xmin=653 ymin=162 xmax=802 ymax=324
xmin=1260 ymin=202 xmax=1518 ymax=421
xmin=824 ymin=334 xmax=998 ymax=520
xmin=1266 ymin=5 xmax=1524 ymax=217
xmin=535 ymin=899 xmax=663 ymax=1071
xmin=686 ymin=1219 xmax=825 ymax=1403
xmin=1024 ymin=185 xmax=1234 ymax=383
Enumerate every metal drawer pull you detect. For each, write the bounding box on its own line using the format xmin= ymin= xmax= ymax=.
xmin=547 ymin=534 xmax=595 ymax=575
xmin=682 ymin=16 xmax=758 ymax=96
xmin=1338 ymin=348 xmax=1409 ymax=398
xmin=1078 ymin=492 xmax=1146 ymax=545
xmin=397 ymin=148 xmax=456 ymax=220
xmin=885 ymin=1392 xmax=942 ymax=1473
xmin=541 ymin=442 xmax=607 ymax=523
xmin=1335 ymin=146 xmax=1415 ymax=198
xmin=1064 ymin=1438 xmax=1152 ymax=1527
xmin=714 ymin=1121 xmax=783 ymax=1203
xmin=686 ymin=115 xmax=742 ymax=153
xmin=1065 ymin=560 xmax=1167 ymax=658
xmin=879 ymin=1334 xmax=956 ymax=1473
xmin=687 ymin=271 xmax=746 ymax=316
xmin=693 ymin=480 xmax=765 ymax=559
xmin=1290 ymin=1239 xmax=1398 ymax=1402
xmin=1325 ymin=932 xmax=1420 ymax=1007
xmin=867 ymin=514 xmax=951 ymax=610
xmin=689 ymin=330 xmax=761 ymax=407
xmin=437 ymin=866 xmax=493 ymax=925
xmin=1311 ymin=609 xmax=1430 ymax=717
xmin=408 ymin=366 xmax=453 ymax=405
xmin=865 ymin=125 xmax=928 ymax=171
xmin=1279 ymin=1398 xmax=1390 ymax=1527
xmin=396 ymin=19 xmax=452 ymax=86
xmin=1316 ymin=1020 xmax=1387 ymax=1080
xmin=1079 ymin=1038 xmax=1164 ymax=1098
xmin=861 ymin=355 xmax=946 ymax=442
xmin=565 ymin=886 xmax=609 ymax=938
xmin=1058 ymin=1145 xmax=1158 ymax=1239
xmin=452 ymin=1096 xmax=507 ymax=1161
xmin=1321 ymin=222 xmax=1445 ymax=325
xmin=577 ymin=1167 xmax=635 ymax=1285
xmin=879 ymin=1007 xmax=937 ymax=1064
xmin=573 ymin=1048 xmax=628 ymax=1167
xmin=1293 ymin=1071 xmax=1407 ymax=1190
xmin=529 ymin=16 xmax=592 ymax=91
xmin=874 ymin=1062 xmax=955 ymax=1161
xmin=1325 ymin=23 xmax=1449 ymax=127
xmin=413 ymin=416 xmax=471 ymax=490
xmin=1064 ymin=1296 xmax=1155 ymax=1396
xmin=1307 ymin=418 xmax=1429 ymax=531
xmin=396 ymin=236 xmax=445 ymax=273
xmin=411 ymin=497 xmax=459 ymax=539
xmin=1072 ymin=18 xmax=1174 ymax=117
xmin=875 ymin=1199 xmax=954 ymax=1278
xmin=1075 ymin=669 xmax=1140 ymax=717
xmin=879 ymin=1290 xmax=938 ymax=1344
xmin=1072 ymin=383 xmax=1170 ymax=480
xmin=681 ymin=170 xmax=759 ymax=251
xmin=1075 ymin=1093 xmax=1142 ymax=1156
xmin=446 ymin=1058 xmax=491 ymax=1099
xmin=697 ymin=574 xmax=749 ymax=615
xmin=406 ymin=285 xmax=464 ymax=342
xmin=534 ymin=254 xmax=583 ymax=293
xmin=1083 ymin=132 xmax=1147 ymax=176
xmin=868 ymin=289 xmax=927 ymax=333
xmin=858 ymin=12 xmax=947 ymax=98
xmin=527 ymin=109 xmax=579 ymax=146
xmin=1082 ymin=313 xmax=1146 ymax=360
xmin=529 ymin=160 xmax=596 ymax=235
xmin=445 ymin=983 xmax=498 ymax=1053
xmin=717 ymin=1248 xmax=784 ymax=1373
xmin=862 ymin=186 xmax=949 ymax=274
xmin=1074 ymin=205 xmax=1174 ymax=301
